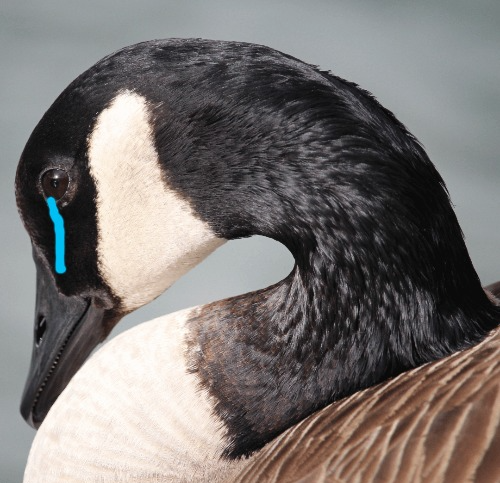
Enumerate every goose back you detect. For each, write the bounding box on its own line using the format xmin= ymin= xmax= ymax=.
xmin=235 ymin=322 xmax=500 ymax=483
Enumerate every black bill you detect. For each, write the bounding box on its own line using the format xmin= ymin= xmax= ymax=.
xmin=20 ymin=253 xmax=114 ymax=428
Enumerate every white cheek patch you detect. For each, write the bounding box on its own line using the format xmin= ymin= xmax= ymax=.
xmin=88 ymin=91 xmax=225 ymax=311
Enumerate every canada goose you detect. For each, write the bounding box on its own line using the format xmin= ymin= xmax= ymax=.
xmin=16 ymin=39 xmax=499 ymax=482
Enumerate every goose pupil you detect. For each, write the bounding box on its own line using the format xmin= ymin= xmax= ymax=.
xmin=41 ymin=169 xmax=69 ymax=200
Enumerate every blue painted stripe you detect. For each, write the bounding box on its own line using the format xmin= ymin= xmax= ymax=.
xmin=46 ymin=197 xmax=66 ymax=274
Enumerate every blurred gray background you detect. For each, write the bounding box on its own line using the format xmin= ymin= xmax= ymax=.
xmin=1 ymin=0 xmax=499 ymax=480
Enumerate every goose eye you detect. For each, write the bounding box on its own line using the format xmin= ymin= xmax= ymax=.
xmin=41 ymin=169 xmax=69 ymax=200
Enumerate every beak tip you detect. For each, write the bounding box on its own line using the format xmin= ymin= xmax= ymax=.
xmin=27 ymin=413 xmax=41 ymax=430
xmin=21 ymin=410 xmax=37 ymax=430
xmin=21 ymin=396 xmax=43 ymax=430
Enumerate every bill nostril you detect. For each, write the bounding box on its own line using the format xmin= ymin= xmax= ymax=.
xmin=35 ymin=316 xmax=47 ymax=346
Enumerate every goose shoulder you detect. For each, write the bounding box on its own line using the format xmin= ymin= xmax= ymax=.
xmin=236 ymin=322 xmax=500 ymax=483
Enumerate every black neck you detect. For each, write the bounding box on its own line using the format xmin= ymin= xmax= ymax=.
xmin=189 ymin=193 xmax=499 ymax=457
xmin=141 ymin=42 xmax=500 ymax=457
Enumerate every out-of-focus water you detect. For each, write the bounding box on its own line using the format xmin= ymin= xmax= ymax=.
xmin=1 ymin=1 xmax=499 ymax=481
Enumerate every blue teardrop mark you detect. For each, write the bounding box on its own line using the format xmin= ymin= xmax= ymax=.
xmin=46 ymin=197 xmax=66 ymax=274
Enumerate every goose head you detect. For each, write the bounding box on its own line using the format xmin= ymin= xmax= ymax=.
xmin=16 ymin=71 xmax=226 ymax=426
xmin=16 ymin=39 xmax=499 ymax=449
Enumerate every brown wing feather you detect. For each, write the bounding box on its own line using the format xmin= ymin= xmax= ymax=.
xmin=232 ymin=325 xmax=500 ymax=483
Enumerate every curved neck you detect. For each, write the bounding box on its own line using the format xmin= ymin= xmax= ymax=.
xmin=189 ymin=186 xmax=500 ymax=458
xmin=149 ymin=60 xmax=500 ymax=457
